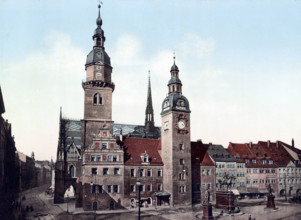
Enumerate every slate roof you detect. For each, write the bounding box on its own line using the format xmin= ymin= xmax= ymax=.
xmin=123 ymin=137 xmax=163 ymax=165
xmin=206 ymin=144 xmax=236 ymax=162
xmin=62 ymin=119 xmax=82 ymax=151
xmin=113 ymin=123 xmax=161 ymax=139
xmin=60 ymin=119 xmax=161 ymax=152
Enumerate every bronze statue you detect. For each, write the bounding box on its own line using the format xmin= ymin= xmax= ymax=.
xmin=267 ymin=184 xmax=272 ymax=195
xmin=204 ymin=186 xmax=210 ymax=204
xmin=218 ymin=172 xmax=236 ymax=189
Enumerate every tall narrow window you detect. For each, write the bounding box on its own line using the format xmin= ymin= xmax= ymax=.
xmin=69 ymin=165 xmax=75 ymax=178
xmin=93 ymin=93 xmax=102 ymax=105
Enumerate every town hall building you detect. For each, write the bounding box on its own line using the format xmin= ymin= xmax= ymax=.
xmin=54 ymin=5 xmax=301 ymax=211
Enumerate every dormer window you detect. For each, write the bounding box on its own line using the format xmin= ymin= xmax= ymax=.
xmin=93 ymin=93 xmax=102 ymax=105
xmin=141 ymin=153 xmax=149 ymax=163
xmin=143 ymin=154 xmax=148 ymax=163
xmin=163 ymin=100 xmax=169 ymax=109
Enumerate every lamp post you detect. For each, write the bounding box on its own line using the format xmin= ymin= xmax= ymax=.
xmin=66 ymin=195 xmax=69 ymax=213
xmin=136 ymin=178 xmax=142 ymax=220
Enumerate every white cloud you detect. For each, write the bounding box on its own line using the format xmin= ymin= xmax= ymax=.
xmin=113 ymin=34 xmax=143 ymax=66
xmin=178 ymin=34 xmax=215 ymax=58
xmin=1 ymin=31 xmax=85 ymax=160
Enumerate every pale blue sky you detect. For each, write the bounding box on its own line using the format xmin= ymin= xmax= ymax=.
xmin=1 ymin=0 xmax=301 ymax=160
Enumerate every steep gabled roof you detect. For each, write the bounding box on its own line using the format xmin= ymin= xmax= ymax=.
xmin=123 ymin=137 xmax=163 ymax=165
xmin=258 ymin=141 xmax=293 ymax=167
xmin=227 ymin=142 xmax=278 ymax=168
xmin=201 ymin=152 xmax=215 ymax=166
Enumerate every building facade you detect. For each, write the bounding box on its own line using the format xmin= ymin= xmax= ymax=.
xmin=54 ymin=5 xmax=301 ymax=211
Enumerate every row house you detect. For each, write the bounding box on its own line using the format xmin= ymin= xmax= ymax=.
xmin=191 ymin=141 xmax=216 ymax=203
xmin=228 ymin=141 xmax=301 ymax=197
xmin=228 ymin=142 xmax=278 ymax=197
xmin=122 ymin=137 xmax=164 ymax=208
xmin=206 ymin=144 xmax=237 ymax=191
xmin=276 ymin=141 xmax=301 ymax=197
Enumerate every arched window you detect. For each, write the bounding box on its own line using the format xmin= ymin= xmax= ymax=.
xmin=93 ymin=93 xmax=102 ymax=105
xmin=69 ymin=165 xmax=75 ymax=178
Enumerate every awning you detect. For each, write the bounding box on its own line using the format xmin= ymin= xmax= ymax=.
xmin=259 ymin=189 xmax=268 ymax=194
xmin=231 ymin=189 xmax=240 ymax=195
xmin=247 ymin=188 xmax=259 ymax=193
xmin=155 ymin=191 xmax=171 ymax=197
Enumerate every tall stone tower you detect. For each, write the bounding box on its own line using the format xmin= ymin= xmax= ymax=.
xmin=81 ymin=4 xmax=115 ymax=149
xmin=161 ymin=57 xmax=192 ymax=206
xmin=145 ymin=71 xmax=155 ymax=134
xmin=79 ymin=5 xmax=124 ymax=211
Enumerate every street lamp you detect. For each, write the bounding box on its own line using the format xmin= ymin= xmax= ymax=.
xmin=136 ymin=178 xmax=142 ymax=220
xmin=66 ymin=195 xmax=69 ymax=213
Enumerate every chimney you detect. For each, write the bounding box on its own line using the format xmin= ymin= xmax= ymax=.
xmin=292 ymin=138 xmax=295 ymax=148
xmin=276 ymin=141 xmax=279 ymax=149
xmin=249 ymin=142 xmax=252 ymax=148
xmin=267 ymin=140 xmax=270 ymax=148
xmin=197 ymin=139 xmax=202 ymax=143
xmin=209 ymin=142 xmax=212 ymax=146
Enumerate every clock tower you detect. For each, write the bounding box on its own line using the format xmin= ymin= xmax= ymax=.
xmin=81 ymin=5 xmax=114 ymax=150
xmin=161 ymin=57 xmax=192 ymax=206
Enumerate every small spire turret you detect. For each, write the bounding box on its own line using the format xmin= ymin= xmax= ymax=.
xmin=93 ymin=4 xmax=105 ymax=48
xmin=145 ymin=70 xmax=155 ymax=133
xmin=168 ymin=54 xmax=182 ymax=94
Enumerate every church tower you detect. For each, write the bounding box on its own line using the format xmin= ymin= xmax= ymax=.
xmin=80 ymin=5 xmax=124 ymax=211
xmin=145 ymin=71 xmax=155 ymax=134
xmin=161 ymin=57 xmax=192 ymax=206
xmin=81 ymin=4 xmax=115 ymax=149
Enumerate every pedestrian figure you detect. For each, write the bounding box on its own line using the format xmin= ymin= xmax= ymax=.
xmin=26 ymin=206 xmax=29 ymax=212
xmin=30 ymin=205 xmax=33 ymax=212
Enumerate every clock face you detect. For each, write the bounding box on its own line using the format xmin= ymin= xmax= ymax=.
xmin=96 ymin=51 xmax=103 ymax=58
xmin=96 ymin=72 xmax=102 ymax=79
xmin=164 ymin=121 xmax=169 ymax=130
xmin=178 ymin=121 xmax=185 ymax=129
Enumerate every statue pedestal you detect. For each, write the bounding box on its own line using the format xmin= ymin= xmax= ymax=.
xmin=215 ymin=191 xmax=235 ymax=212
xmin=266 ymin=195 xmax=276 ymax=209
xmin=202 ymin=203 xmax=213 ymax=220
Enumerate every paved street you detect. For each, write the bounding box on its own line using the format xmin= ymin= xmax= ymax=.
xmin=15 ymin=187 xmax=301 ymax=220
xmin=15 ymin=185 xmax=63 ymax=219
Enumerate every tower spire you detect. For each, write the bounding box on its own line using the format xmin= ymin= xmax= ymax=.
xmin=93 ymin=3 xmax=105 ymax=48
xmin=145 ymin=70 xmax=154 ymax=134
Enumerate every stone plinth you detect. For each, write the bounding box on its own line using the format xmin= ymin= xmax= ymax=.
xmin=266 ymin=195 xmax=276 ymax=209
xmin=215 ymin=191 xmax=235 ymax=212
xmin=202 ymin=203 xmax=213 ymax=220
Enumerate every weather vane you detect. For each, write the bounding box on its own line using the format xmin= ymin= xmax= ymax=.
xmin=98 ymin=0 xmax=103 ymax=6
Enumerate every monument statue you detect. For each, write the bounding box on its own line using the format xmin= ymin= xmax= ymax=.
xmin=218 ymin=172 xmax=236 ymax=190
xmin=204 ymin=187 xmax=210 ymax=204
xmin=267 ymin=184 xmax=272 ymax=195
